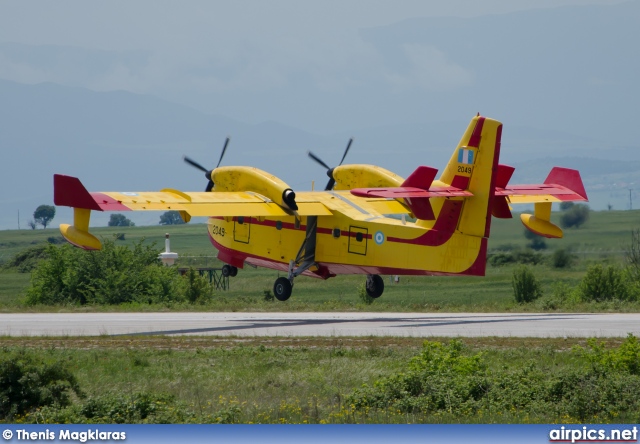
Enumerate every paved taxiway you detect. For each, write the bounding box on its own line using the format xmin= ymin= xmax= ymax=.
xmin=1 ymin=312 xmax=639 ymax=337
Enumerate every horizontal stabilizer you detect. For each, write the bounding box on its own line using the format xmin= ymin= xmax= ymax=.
xmin=495 ymin=164 xmax=515 ymax=189
xmin=495 ymin=167 xmax=588 ymax=204
xmin=401 ymin=166 xmax=438 ymax=189
xmin=350 ymin=166 xmax=471 ymax=220
xmin=350 ymin=186 xmax=471 ymax=199
xmin=492 ymin=164 xmax=515 ymax=219
xmin=544 ymin=167 xmax=588 ymax=201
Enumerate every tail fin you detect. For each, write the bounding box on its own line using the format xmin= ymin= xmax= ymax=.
xmin=436 ymin=115 xmax=502 ymax=238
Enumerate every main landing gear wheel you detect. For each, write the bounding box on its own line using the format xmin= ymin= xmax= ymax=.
xmin=221 ymin=265 xmax=238 ymax=277
xmin=273 ymin=277 xmax=293 ymax=301
xmin=365 ymin=274 xmax=384 ymax=298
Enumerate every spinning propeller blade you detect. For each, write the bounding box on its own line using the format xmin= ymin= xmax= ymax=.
xmin=308 ymin=138 xmax=353 ymax=190
xmin=183 ymin=137 xmax=231 ymax=191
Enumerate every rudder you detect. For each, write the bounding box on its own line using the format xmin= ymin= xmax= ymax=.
xmin=438 ymin=116 xmax=503 ymax=238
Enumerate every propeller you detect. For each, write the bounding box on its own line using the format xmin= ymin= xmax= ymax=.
xmin=183 ymin=137 xmax=230 ymax=192
xmin=308 ymin=138 xmax=353 ymax=190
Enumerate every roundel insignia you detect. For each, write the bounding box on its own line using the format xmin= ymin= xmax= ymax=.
xmin=374 ymin=231 xmax=385 ymax=245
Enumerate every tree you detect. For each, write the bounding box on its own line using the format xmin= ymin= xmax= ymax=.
xmin=523 ymin=229 xmax=547 ymax=250
xmin=33 ymin=205 xmax=55 ymax=229
xmin=559 ymin=201 xmax=575 ymax=211
xmin=559 ymin=203 xmax=590 ymax=229
xmin=159 ymin=211 xmax=185 ymax=225
xmin=108 ymin=214 xmax=135 ymax=227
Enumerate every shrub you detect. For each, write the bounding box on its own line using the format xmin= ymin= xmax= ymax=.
xmin=625 ymin=228 xmax=640 ymax=282
xmin=25 ymin=240 xmax=183 ymax=305
xmin=579 ymin=264 xmax=630 ymax=302
xmin=263 ymin=289 xmax=275 ymax=301
xmin=579 ymin=334 xmax=640 ymax=375
xmin=550 ymin=248 xmax=574 ymax=269
xmin=488 ymin=252 xmax=515 ymax=266
xmin=179 ymin=267 xmax=213 ymax=303
xmin=358 ymin=283 xmax=374 ymax=305
xmin=345 ymin=336 xmax=640 ymax=422
xmin=0 ymin=351 xmax=83 ymax=420
xmin=2 ymin=244 xmax=49 ymax=272
xmin=512 ymin=265 xmax=543 ymax=303
xmin=488 ymin=249 xmax=544 ymax=267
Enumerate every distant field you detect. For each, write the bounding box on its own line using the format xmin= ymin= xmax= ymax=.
xmin=0 ymin=209 xmax=638 ymax=311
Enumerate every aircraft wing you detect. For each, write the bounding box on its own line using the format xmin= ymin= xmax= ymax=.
xmin=54 ymin=174 xmax=332 ymax=217
xmin=297 ymin=191 xmax=411 ymax=220
xmin=54 ymin=174 xmax=412 ymax=249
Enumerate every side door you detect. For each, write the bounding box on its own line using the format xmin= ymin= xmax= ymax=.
xmin=234 ymin=216 xmax=251 ymax=244
xmin=348 ymin=225 xmax=368 ymax=256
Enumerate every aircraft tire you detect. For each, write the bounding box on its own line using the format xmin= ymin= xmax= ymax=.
xmin=230 ymin=266 xmax=238 ymax=277
xmin=365 ymin=274 xmax=384 ymax=298
xmin=273 ymin=277 xmax=293 ymax=301
xmin=221 ymin=265 xmax=232 ymax=277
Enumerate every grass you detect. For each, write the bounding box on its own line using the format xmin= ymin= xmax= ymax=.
xmin=1 ymin=209 xmax=639 ymax=311
xmin=2 ymin=336 xmax=638 ymax=424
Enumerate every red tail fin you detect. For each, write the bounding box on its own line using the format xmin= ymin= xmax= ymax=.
xmin=544 ymin=167 xmax=588 ymax=201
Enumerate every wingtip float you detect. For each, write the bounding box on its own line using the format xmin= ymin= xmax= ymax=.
xmin=53 ymin=115 xmax=588 ymax=301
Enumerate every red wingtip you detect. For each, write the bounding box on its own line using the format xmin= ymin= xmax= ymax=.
xmin=54 ymin=174 xmax=102 ymax=210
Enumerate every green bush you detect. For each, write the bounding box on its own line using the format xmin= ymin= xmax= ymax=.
xmin=0 ymin=351 xmax=83 ymax=420
xmin=346 ymin=337 xmax=640 ymax=422
xmin=579 ymin=264 xmax=630 ymax=302
xmin=3 ymin=244 xmax=49 ymax=272
xmin=263 ymin=289 xmax=275 ymax=301
xmin=19 ymin=392 xmax=200 ymax=424
xmin=179 ymin=268 xmax=213 ymax=304
xmin=358 ymin=283 xmax=374 ymax=305
xmin=25 ymin=240 xmax=183 ymax=306
xmin=488 ymin=252 xmax=515 ymax=266
xmin=512 ymin=265 xmax=543 ymax=303
xmin=550 ymin=248 xmax=575 ymax=269
xmin=579 ymin=334 xmax=640 ymax=375
xmin=488 ymin=249 xmax=544 ymax=267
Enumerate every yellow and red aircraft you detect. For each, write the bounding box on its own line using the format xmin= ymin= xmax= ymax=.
xmin=53 ymin=115 xmax=588 ymax=301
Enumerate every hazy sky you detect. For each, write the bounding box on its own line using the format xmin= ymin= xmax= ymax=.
xmin=0 ymin=0 xmax=635 ymax=230
xmin=0 ymin=0 xmax=625 ymax=132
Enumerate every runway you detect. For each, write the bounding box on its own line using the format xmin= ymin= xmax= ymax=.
xmin=1 ymin=312 xmax=639 ymax=337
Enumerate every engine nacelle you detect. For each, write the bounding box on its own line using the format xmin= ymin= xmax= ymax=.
xmin=332 ymin=164 xmax=404 ymax=190
xmin=212 ymin=166 xmax=298 ymax=210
